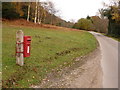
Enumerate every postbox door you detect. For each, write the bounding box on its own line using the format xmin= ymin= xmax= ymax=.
xmin=24 ymin=36 xmax=31 ymax=57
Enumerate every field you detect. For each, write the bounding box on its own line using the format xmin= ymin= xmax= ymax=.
xmin=2 ymin=23 xmax=97 ymax=88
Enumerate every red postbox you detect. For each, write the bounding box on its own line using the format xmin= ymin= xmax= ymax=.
xmin=23 ymin=36 xmax=31 ymax=57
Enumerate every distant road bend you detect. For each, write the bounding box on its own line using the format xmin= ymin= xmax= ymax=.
xmin=89 ymin=31 xmax=118 ymax=88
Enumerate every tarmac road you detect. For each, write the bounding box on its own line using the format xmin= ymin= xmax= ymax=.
xmin=90 ymin=31 xmax=118 ymax=88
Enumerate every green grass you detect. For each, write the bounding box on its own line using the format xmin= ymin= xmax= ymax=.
xmin=107 ymin=35 xmax=120 ymax=42
xmin=102 ymin=33 xmax=120 ymax=42
xmin=2 ymin=24 xmax=97 ymax=88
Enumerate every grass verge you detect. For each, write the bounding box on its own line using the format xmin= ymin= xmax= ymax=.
xmin=2 ymin=24 xmax=97 ymax=88
xmin=106 ymin=35 xmax=120 ymax=42
xmin=102 ymin=33 xmax=120 ymax=42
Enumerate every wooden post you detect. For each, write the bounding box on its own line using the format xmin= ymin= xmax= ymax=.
xmin=16 ymin=30 xmax=24 ymax=66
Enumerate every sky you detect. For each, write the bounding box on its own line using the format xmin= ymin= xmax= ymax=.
xmin=41 ymin=0 xmax=110 ymax=22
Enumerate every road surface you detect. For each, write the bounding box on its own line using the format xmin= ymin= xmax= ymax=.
xmin=90 ymin=31 xmax=118 ymax=88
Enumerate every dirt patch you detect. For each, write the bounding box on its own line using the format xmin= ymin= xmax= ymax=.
xmin=43 ymin=48 xmax=81 ymax=63
xmin=34 ymin=35 xmax=41 ymax=39
xmin=31 ymin=47 xmax=103 ymax=88
xmin=55 ymin=48 xmax=81 ymax=56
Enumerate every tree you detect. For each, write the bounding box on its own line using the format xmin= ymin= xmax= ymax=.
xmin=2 ymin=2 xmax=74 ymax=28
xmin=34 ymin=0 xmax=38 ymax=24
xmin=2 ymin=2 xmax=19 ymax=19
xmin=45 ymin=1 xmax=58 ymax=25
xmin=38 ymin=1 xmax=47 ymax=24
xmin=86 ymin=15 xmax=91 ymax=20
xmin=99 ymin=0 xmax=120 ymax=35
xmin=69 ymin=19 xmax=76 ymax=24
xmin=91 ymin=16 xmax=108 ymax=33
xmin=27 ymin=2 xmax=31 ymax=21
xmin=37 ymin=0 xmax=41 ymax=24
xmin=73 ymin=18 xmax=95 ymax=30
xmin=12 ymin=2 xmax=24 ymax=17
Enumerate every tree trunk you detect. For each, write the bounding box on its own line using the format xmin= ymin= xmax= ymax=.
xmin=51 ymin=14 xmax=53 ymax=25
xmin=37 ymin=5 xmax=40 ymax=24
xmin=43 ymin=13 xmax=46 ymax=24
xmin=39 ymin=16 xmax=42 ymax=24
xmin=39 ymin=3 xmax=42 ymax=25
xmin=34 ymin=0 xmax=38 ymax=24
xmin=27 ymin=3 xmax=30 ymax=22
xmin=37 ymin=1 xmax=40 ymax=24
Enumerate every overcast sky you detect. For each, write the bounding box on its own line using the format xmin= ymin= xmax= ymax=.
xmin=41 ymin=0 xmax=110 ymax=22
